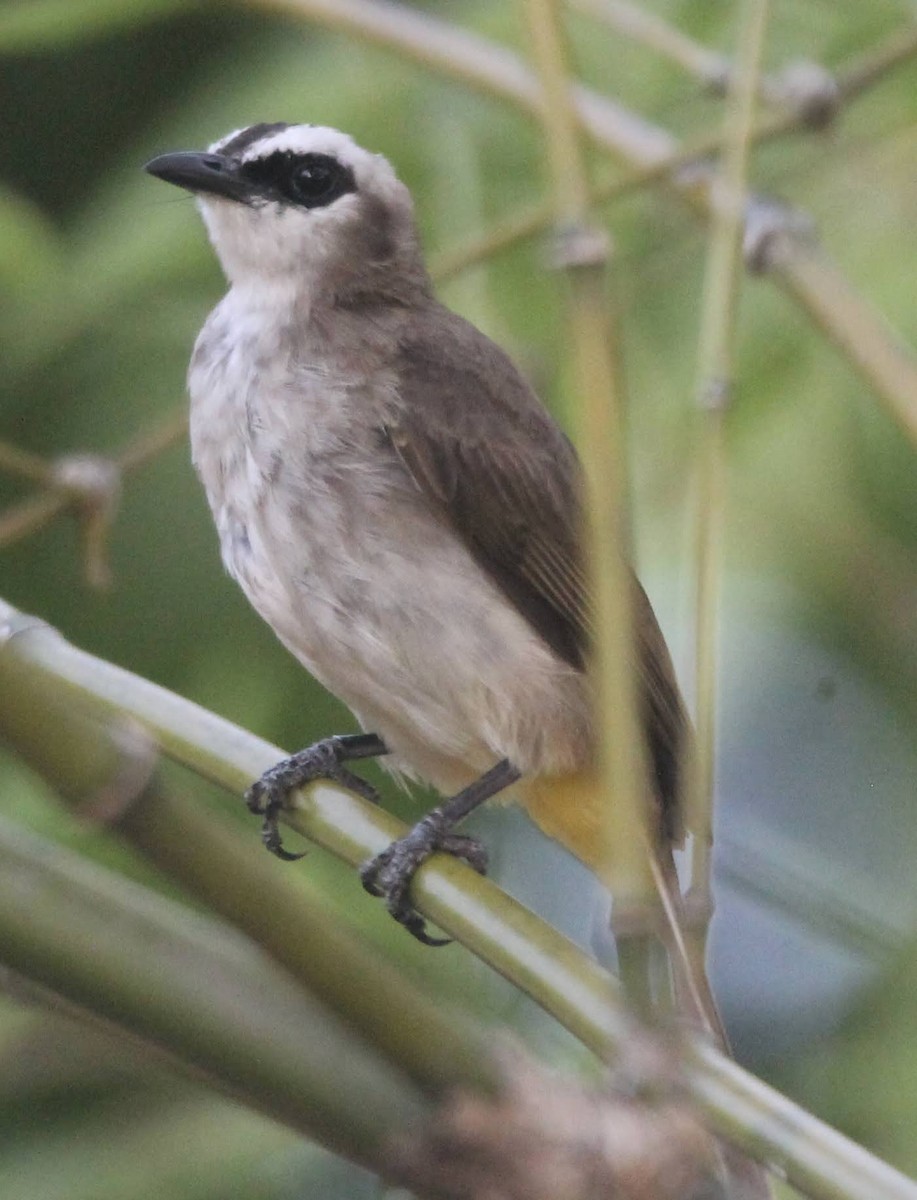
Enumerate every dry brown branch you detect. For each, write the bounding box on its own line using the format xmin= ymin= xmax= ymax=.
xmin=391 ymin=1046 xmax=717 ymax=1200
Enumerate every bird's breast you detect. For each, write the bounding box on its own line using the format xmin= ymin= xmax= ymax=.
xmin=187 ymin=297 xmax=592 ymax=792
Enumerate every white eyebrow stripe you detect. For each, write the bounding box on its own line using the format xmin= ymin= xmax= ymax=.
xmin=239 ymin=126 xmax=361 ymax=165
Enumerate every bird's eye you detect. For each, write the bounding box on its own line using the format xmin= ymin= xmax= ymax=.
xmin=291 ymin=159 xmax=335 ymax=203
xmin=286 ymin=153 xmax=355 ymax=209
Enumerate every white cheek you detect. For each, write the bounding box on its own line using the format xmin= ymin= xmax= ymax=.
xmin=198 ymin=196 xmax=348 ymax=285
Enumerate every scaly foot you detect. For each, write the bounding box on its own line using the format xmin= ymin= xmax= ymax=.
xmin=246 ymin=732 xmax=387 ymax=860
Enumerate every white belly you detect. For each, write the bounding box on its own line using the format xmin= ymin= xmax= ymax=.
xmin=189 ymin=301 xmax=591 ymax=794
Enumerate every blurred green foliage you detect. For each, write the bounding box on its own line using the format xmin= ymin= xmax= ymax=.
xmin=1 ymin=1 xmax=916 ymax=1196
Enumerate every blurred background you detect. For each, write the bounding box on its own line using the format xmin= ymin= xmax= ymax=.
xmin=1 ymin=0 xmax=916 ymax=1196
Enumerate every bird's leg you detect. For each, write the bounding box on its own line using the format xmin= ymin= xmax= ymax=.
xmin=360 ymin=758 xmax=521 ymax=945
xmin=246 ymin=732 xmax=388 ymax=861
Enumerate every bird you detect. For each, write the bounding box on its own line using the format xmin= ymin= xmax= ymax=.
xmin=143 ymin=122 xmax=688 ymax=952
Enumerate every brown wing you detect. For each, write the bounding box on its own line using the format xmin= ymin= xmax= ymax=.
xmin=389 ymin=304 xmax=686 ymax=837
xmin=390 ymin=304 xmax=589 ymax=670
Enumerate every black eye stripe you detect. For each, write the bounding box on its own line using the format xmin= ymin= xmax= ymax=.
xmin=239 ymin=150 xmax=356 ymax=209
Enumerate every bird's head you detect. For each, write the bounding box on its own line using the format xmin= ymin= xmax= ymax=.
xmin=145 ymin=122 xmax=428 ymax=302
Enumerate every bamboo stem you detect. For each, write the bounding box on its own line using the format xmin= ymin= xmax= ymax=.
xmin=0 ymin=815 xmax=427 ymax=1169
xmin=688 ymin=0 xmax=770 ymax=943
xmin=568 ymin=0 xmax=731 ymax=89
xmin=250 ymin=0 xmax=917 ymax=446
xmin=523 ymin=0 xmax=654 ymax=915
xmin=431 ymin=23 xmax=917 ymax=288
xmin=0 ymin=639 xmax=498 ymax=1105
xmin=2 ymin=599 xmax=915 ymax=1199
xmin=686 ymin=10 xmax=773 ymax=1195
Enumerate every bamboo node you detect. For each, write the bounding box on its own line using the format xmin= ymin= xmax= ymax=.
xmin=547 ymin=221 xmax=612 ymax=271
xmin=700 ymin=58 xmax=732 ymax=95
xmin=0 ymin=611 xmax=50 ymax=646
xmin=391 ymin=1043 xmax=716 ymax=1200
xmin=698 ymin=378 xmax=732 ymax=413
xmin=51 ymin=454 xmax=122 ymax=589
xmin=774 ymin=59 xmax=842 ymax=129
xmin=743 ymin=196 xmax=816 ymax=274
xmin=51 ymin=453 xmax=122 ymax=513
xmin=76 ymin=717 xmax=160 ymax=827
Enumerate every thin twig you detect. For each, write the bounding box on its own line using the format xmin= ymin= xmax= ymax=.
xmin=0 ymin=491 xmax=67 ymax=549
xmin=116 ymin=408 xmax=188 ymax=471
xmin=0 ymin=439 xmax=51 ymax=485
xmin=0 ymin=408 xmax=188 ymax=571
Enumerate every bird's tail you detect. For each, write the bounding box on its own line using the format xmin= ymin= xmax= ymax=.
xmin=521 ymin=770 xmax=727 ymax=1045
xmin=522 ymin=772 xmax=773 ymax=1198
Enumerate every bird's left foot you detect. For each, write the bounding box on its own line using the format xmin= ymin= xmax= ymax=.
xmin=360 ymin=759 xmax=519 ymax=945
xmin=360 ymin=813 xmax=488 ymax=946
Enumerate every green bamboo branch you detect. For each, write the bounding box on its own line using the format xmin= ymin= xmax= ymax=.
xmin=567 ymin=0 xmax=844 ymax=123
xmin=567 ymin=0 xmax=733 ymax=90
xmin=3 ymin=602 xmax=916 ymax=1199
xmin=0 ymin=640 xmax=497 ymax=1106
xmin=248 ymin=0 xmax=673 ymax=163
xmin=247 ymin=0 xmax=917 ymax=448
xmin=773 ymin=243 xmax=917 ymax=446
xmin=431 ymin=24 xmax=917 ymax=285
xmin=688 ymin=0 xmax=769 ymax=969
xmin=686 ymin=15 xmax=773 ymax=1198
xmin=522 ymin=0 xmax=655 ymax=957
xmin=0 ymin=814 xmax=428 ymax=1173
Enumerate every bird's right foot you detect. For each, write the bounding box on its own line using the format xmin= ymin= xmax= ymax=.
xmin=245 ymin=732 xmax=387 ymax=860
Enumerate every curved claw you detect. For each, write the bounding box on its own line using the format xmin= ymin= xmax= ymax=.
xmin=360 ymin=823 xmax=488 ymax=946
xmin=261 ymin=812 xmax=307 ymax=862
xmin=246 ymin=734 xmax=386 ymax=860
xmin=399 ymin=911 xmax=452 ymax=947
